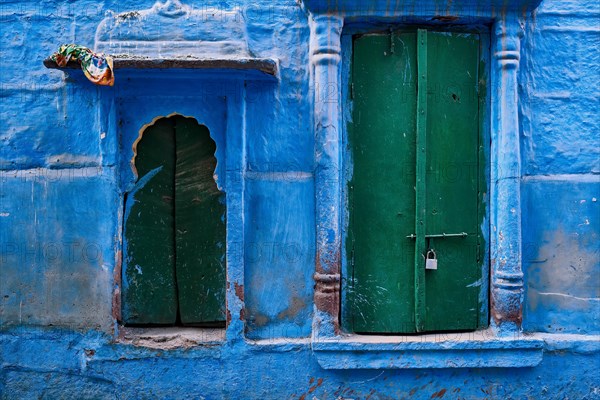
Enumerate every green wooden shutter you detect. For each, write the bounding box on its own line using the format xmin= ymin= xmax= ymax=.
xmin=122 ymin=118 xmax=178 ymax=325
xmin=174 ymin=116 xmax=226 ymax=325
xmin=122 ymin=116 xmax=226 ymax=326
xmin=348 ymin=30 xmax=486 ymax=333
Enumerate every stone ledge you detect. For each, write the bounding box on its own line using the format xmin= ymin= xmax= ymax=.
xmin=539 ymin=333 xmax=600 ymax=354
xmin=43 ymin=57 xmax=279 ymax=78
xmin=312 ymin=332 xmax=545 ymax=369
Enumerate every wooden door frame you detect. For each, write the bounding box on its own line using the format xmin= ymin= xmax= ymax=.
xmin=310 ymin=13 xmax=527 ymax=339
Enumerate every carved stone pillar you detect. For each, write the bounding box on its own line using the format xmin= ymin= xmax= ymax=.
xmin=490 ymin=16 xmax=525 ymax=334
xmin=310 ymin=14 xmax=343 ymax=337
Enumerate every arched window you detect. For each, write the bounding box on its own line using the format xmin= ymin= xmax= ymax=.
xmin=122 ymin=115 xmax=226 ymax=327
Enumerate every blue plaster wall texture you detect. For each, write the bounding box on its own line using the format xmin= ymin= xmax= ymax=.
xmin=0 ymin=0 xmax=598 ymax=398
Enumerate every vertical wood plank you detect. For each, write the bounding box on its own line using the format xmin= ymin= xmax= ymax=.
xmin=414 ymin=29 xmax=428 ymax=332
xmin=122 ymin=118 xmax=177 ymax=325
xmin=349 ymin=32 xmax=417 ymax=333
xmin=174 ymin=116 xmax=226 ymax=325
xmin=424 ymin=32 xmax=482 ymax=331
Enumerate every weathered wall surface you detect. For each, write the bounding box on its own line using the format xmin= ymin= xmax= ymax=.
xmin=520 ymin=0 xmax=600 ymax=334
xmin=0 ymin=0 xmax=598 ymax=398
xmin=1 ymin=329 xmax=599 ymax=399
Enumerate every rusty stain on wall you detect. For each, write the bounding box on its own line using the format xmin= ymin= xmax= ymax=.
xmin=314 ymin=247 xmax=341 ymax=327
xmin=112 ymin=250 xmax=122 ymax=321
xmin=277 ymin=296 xmax=306 ymax=320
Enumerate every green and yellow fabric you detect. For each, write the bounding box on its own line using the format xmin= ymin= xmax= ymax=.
xmin=51 ymin=44 xmax=114 ymax=86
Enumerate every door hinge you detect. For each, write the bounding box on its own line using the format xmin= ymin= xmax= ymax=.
xmin=350 ymin=82 xmax=355 ymax=100
xmin=476 ymin=243 xmax=481 ymax=263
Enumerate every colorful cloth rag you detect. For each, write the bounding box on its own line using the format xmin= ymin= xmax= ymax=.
xmin=51 ymin=44 xmax=114 ymax=86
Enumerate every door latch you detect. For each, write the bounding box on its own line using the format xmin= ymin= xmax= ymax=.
xmin=406 ymin=232 xmax=468 ymax=239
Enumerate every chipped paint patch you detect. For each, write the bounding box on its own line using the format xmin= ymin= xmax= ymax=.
xmin=467 ymin=279 xmax=482 ymax=288
xmin=234 ymin=282 xmax=244 ymax=302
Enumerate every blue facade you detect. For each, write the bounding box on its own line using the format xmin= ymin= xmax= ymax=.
xmin=0 ymin=0 xmax=598 ymax=398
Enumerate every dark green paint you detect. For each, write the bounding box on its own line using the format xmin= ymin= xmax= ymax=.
xmin=123 ymin=116 xmax=225 ymax=326
xmin=348 ymin=30 xmax=485 ymax=333
xmin=123 ymin=118 xmax=178 ymax=325
xmin=349 ymin=32 xmax=417 ymax=333
xmin=424 ymin=32 xmax=481 ymax=331
xmin=174 ymin=116 xmax=226 ymax=325
xmin=415 ymin=29 xmax=428 ymax=332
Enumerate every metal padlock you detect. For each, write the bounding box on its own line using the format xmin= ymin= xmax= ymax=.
xmin=425 ymin=250 xmax=438 ymax=270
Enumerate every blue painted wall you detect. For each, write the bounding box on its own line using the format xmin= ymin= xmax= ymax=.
xmin=0 ymin=0 xmax=598 ymax=398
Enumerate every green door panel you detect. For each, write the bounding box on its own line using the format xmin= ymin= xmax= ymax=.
xmin=349 ymin=33 xmax=418 ymax=333
xmin=174 ymin=116 xmax=226 ymax=325
xmin=122 ymin=116 xmax=226 ymax=326
xmin=123 ymin=118 xmax=177 ymax=325
xmin=424 ymin=32 xmax=481 ymax=331
xmin=347 ymin=30 xmax=486 ymax=334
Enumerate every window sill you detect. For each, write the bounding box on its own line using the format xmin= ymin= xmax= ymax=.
xmin=117 ymin=326 xmax=226 ymax=350
xmin=312 ymin=330 xmax=544 ymax=369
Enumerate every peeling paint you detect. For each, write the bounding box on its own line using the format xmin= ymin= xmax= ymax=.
xmin=0 ymin=0 xmax=597 ymax=397
xmin=234 ymin=282 xmax=244 ymax=302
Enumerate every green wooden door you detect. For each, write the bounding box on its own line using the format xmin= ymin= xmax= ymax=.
xmin=122 ymin=116 xmax=226 ymax=326
xmin=348 ymin=30 xmax=486 ymax=333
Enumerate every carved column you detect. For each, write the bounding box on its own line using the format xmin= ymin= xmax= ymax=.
xmin=310 ymin=14 xmax=343 ymax=337
xmin=490 ymin=15 xmax=525 ymax=334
